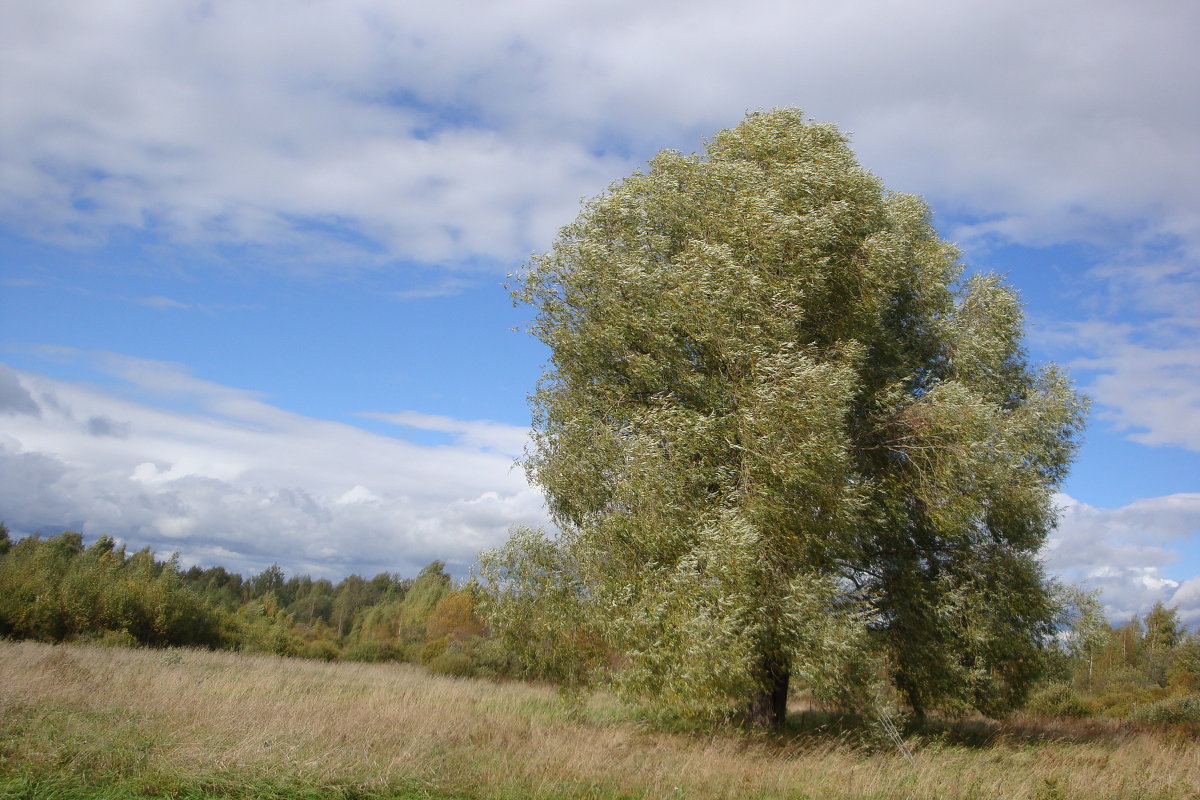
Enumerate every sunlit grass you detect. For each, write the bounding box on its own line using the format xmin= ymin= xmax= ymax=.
xmin=2 ymin=640 xmax=1197 ymax=799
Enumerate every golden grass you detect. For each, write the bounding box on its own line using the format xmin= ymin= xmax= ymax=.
xmin=2 ymin=640 xmax=1198 ymax=799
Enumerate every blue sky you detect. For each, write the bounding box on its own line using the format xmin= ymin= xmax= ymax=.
xmin=1 ymin=0 xmax=1198 ymax=625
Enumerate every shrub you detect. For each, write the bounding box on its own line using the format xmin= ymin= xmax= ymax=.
xmin=341 ymin=640 xmax=399 ymax=663
xmin=1131 ymin=693 xmax=1200 ymax=724
xmin=419 ymin=636 xmax=448 ymax=665
xmin=467 ymin=636 xmax=520 ymax=680
xmin=297 ymin=638 xmax=340 ymax=662
xmin=427 ymin=647 xmax=477 ymax=678
xmin=1089 ymin=684 xmax=1166 ymax=717
xmin=1025 ymin=683 xmax=1092 ymax=718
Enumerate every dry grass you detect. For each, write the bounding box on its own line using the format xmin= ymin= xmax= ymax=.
xmin=2 ymin=640 xmax=1198 ymax=799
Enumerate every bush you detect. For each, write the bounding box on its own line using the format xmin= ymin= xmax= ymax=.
xmin=1088 ymin=684 xmax=1166 ymax=717
xmin=341 ymin=640 xmax=399 ymax=663
xmin=297 ymin=639 xmax=340 ymax=662
xmin=1025 ymin=683 xmax=1093 ymax=718
xmin=427 ymin=647 xmax=477 ymax=678
xmin=1131 ymin=693 xmax=1200 ymax=724
xmin=467 ymin=636 xmax=519 ymax=680
xmin=419 ymin=636 xmax=448 ymax=665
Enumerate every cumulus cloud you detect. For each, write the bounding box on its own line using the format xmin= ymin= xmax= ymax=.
xmin=2 ymin=0 xmax=1198 ymax=613
xmin=1172 ymin=578 xmax=1200 ymax=628
xmin=2 ymin=0 xmax=1197 ymax=269
xmin=3 ymin=351 xmax=1197 ymax=622
xmin=0 ymin=356 xmax=545 ymax=578
xmin=1048 ymin=493 xmax=1200 ymax=626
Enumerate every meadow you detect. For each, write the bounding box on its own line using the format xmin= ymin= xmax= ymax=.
xmin=2 ymin=641 xmax=1198 ymax=800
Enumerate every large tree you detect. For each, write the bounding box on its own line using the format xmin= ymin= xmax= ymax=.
xmin=501 ymin=109 xmax=1086 ymax=726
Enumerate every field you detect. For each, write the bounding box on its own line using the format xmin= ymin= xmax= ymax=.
xmin=1 ymin=641 xmax=1197 ymax=800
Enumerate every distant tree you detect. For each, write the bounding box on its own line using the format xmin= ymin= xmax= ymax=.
xmin=425 ymin=589 xmax=484 ymax=643
xmin=1058 ymin=586 xmax=1110 ymax=688
xmin=498 ymin=109 xmax=1087 ymax=725
xmin=369 ymin=572 xmax=410 ymax=600
xmin=237 ymin=592 xmax=298 ymax=656
xmin=1143 ymin=602 xmax=1183 ymax=687
xmin=0 ymin=532 xmax=222 ymax=648
xmin=183 ymin=565 xmax=244 ymax=611
xmin=249 ymin=564 xmax=286 ymax=601
xmin=1144 ymin=602 xmax=1183 ymax=651
xmin=396 ymin=561 xmax=451 ymax=644
xmin=1167 ymin=633 xmax=1200 ymax=693
xmin=287 ymin=577 xmax=335 ymax=626
xmin=332 ymin=575 xmax=370 ymax=637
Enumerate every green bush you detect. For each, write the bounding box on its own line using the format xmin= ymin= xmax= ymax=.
xmin=1089 ymin=684 xmax=1166 ymax=717
xmin=467 ymin=636 xmax=519 ymax=680
xmin=427 ymin=647 xmax=477 ymax=678
xmin=1024 ymin=683 xmax=1093 ymax=718
xmin=341 ymin=640 xmax=399 ymax=663
xmin=297 ymin=638 xmax=341 ymax=662
xmin=0 ymin=533 xmax=223 ymax=648
xmin=1131 ymin=693 xmax=1200 ymax=724
xmin=419 ymin=636 xmax=448 ymax=665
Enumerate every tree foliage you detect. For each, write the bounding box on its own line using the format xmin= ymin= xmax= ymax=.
xmin=496 ymin=109 xmax=1087 ymax=725
xmin=0 ymin=531 xmax=224 ymax=647
xmin=0 ymin=529 xmax=500 ymax=673
xmin=1039 ymin=594 xmax=1199 ymax=718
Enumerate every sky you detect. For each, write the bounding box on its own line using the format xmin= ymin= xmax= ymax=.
xmin=1 ymin=0 xmax=1198 ymax=626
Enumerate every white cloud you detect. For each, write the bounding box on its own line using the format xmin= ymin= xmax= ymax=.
xmin=363 ymin=410 xmax=529 ymax=456
xmin=1048 ymin=493 xmax=1200 ymax=626
xmin=2 ymin=0 xmax=1197 ymax=268
xmin=0 ymin=0 xmax=627 ymax=267
xmin=4 ymin=354 xmax=1198 ymax=624
xmin=1039 ymin=261 xmax=1200 ymax=451
xmin=0 ymin=356 xmax=545 ymax=578
xmin=336 ymin=485 xmax=380 ymax=506
xmin=1172 ymin=578 xmax=1200 ymax=628
xmin=2 ymin=0 xmax=1199 ymax=614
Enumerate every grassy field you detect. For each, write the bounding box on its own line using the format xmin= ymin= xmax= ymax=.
xmin=1 ymin=641 xmax=1198 ymax=799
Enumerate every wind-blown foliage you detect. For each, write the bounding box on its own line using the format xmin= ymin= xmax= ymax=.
xmin=0 ymin=529 xmax=497 ymax=673
xmin=0 ymin=532 xmax=224 ymax=647
xmin=495 ymin=109 xmax=1088 ymax=725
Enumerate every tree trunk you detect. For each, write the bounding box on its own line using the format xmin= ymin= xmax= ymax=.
xmin=902 ymin=683 xmax=926 ymax=723
xmin=747 ymin=651 xmax=790 ymax=728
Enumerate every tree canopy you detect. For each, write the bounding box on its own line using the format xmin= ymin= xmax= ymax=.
xmin=492 ymin=109 xmax=1087 ymax=726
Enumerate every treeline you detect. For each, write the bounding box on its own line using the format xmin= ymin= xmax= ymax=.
xmin=3 ymin=525 xmax=1199 ymax=721
xmin=0 ymin=526 xmax=506 ymax=678
xmin=1032 ymin=589 xmax=1200 ymax=721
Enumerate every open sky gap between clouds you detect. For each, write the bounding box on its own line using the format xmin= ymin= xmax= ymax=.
xmin=1 ymin=0 xmax=1198 ymax=624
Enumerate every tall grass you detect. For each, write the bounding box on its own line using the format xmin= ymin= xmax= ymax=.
xmin=2 ymin=640 xmax=1197 ymax=799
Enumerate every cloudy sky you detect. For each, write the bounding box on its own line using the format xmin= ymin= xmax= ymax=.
xmin=1 ymin=0 xmax=1197 ymax=625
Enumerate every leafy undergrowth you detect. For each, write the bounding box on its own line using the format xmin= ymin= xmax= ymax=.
xmin=2 ymin=641 xmax=1199 ymax=800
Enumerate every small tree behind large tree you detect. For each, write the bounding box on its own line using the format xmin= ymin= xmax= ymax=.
xmin=496 ymin=109 xmax=1086 ymax=726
